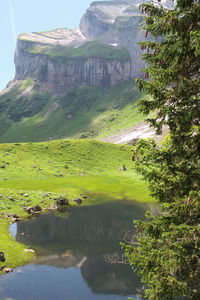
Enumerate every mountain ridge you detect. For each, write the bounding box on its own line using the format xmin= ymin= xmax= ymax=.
xmin=14 ymin=0 xmax=174 ymax=93
xmin=0 ymin=0 xmax=174 ymax=143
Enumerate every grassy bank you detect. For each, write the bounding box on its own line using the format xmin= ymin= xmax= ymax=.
xmin=0 ymin=139 xmax=152 ymax=274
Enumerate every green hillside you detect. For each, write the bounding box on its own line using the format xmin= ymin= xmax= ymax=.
xmin=0 ymin=139 xmax=151 ymax=202
xmin=0 ymin=79 xmax=145 ymax=143
xmin=0 ymin=139 xmax=152 ymax=273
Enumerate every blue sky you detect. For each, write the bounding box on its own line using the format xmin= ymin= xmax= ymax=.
xmin=0 ymin=0 xmax=94 ymax=92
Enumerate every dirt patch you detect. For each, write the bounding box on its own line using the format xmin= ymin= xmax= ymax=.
xmin=103 ymin=121 xmax=168 ymax=145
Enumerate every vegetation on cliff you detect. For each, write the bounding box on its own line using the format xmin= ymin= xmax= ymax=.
xmin=26 ymin=40 xmax=130 ymax=63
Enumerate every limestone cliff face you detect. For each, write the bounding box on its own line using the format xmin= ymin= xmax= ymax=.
xmin=80 ymin=1 xmax=145 ymax=77
xmin=15 ymin=28 xmax=131 ymax=94
xmin=15 ymin=39 xmax=130 ymax=94
xmin=115 ymin=15 xmax=145 ymax=78
xmin=14 ymin=0 xmax=174 ymax=94
xmin=80 ymin=0 xmax=174 ymax=78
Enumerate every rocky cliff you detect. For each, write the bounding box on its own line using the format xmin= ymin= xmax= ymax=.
xmin=14 ymin=0 xmax=174 ymax=94
xmin=15 ymin=32 xmax=131 ymax=94
xmin=0 ymin=0 xmax=174 ymax=143
xmin=80 ymin=0 xmax=144 ymax=78
xmin=80 ymin=0 xmax=174 ymax=78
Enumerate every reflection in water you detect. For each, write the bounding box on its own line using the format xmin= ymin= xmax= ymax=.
xmin=0 ymin=201 xmax=151 ymax=300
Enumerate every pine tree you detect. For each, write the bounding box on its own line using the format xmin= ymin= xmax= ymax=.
xmin=123 ymin=1 xmax=200 ymax=299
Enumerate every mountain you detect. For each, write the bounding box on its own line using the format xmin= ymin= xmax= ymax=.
xmin=0 ymin=0 xmax=174 ymax=143
xmin=14 ymin=1 xmax=142 ymax=94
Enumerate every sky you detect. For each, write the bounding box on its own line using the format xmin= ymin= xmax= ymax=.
xmin=0 ymin=0 xmax=95 ymax=92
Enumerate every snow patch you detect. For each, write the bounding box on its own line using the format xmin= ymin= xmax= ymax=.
xmin=75 ymin=28 xmax=86 ymax=40
xmin=115 ymin=124 xmax=154 ymax=144
xmin=109 ymin=43 xmax=118 ymax=47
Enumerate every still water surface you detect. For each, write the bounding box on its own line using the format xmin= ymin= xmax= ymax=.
xmin=0 ymin=200 xmax=150 ymax=300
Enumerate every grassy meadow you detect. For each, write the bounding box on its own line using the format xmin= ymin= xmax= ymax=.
xmin=0 ymin=139 xmax=152 ymax=273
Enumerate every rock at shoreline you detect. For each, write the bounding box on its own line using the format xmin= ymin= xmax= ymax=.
xmin=24 ymin=205 xmax=42 ymax=214
xmin=73 ymin=198 xmax=82 ymax=204
xmin=3 ymin=267 xmax=13 ymax=273
xmin=49 ymin=203 xmax=58 ymax=210
xmin=24 ymin=249 xmax=35 ymax=254
xmin=55 ymin=196 xmax=69 ymax=206
xmin=4 ymin=213 xmax=19 ymax=219
xmin=0 ymin=252 xmax=6 ymax=262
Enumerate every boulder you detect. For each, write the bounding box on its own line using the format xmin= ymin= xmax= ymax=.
xmin=24 ymin=249 xmax=35 ymax=254
xmin=24 ymin=205 xmax=42 ymax=214
xmin=5 ymin=213 xmax=19 ymax=219
xmin=32 ymin=205 xmax=42 ymax=212
xmin=12 ymin=217 xmax=20 ymax=222
xmin=24 ymin=207 xmax=32 ymax=214
xmin=126 ymin=138 xmax=139 ymax=146
xmin=120 ymin=165 xmax=126 ymax=171
xmin=0 ymin=252 xmax=6 ymax=262
xmin=3 ymin=267 xmax=13 ymax=273
xmin=49 ymin=203 xmax=58 ymax=210
xmin=67 ymin=113 xmax=74 ymax=120
xmin=55 ymin=196 xmax=69 ymax=206
xmin=73 ymin=198 xmax=82 ymax=204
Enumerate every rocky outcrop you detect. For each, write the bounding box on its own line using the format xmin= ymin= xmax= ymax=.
xmin=114 ymin=15 xmax=145 ymax=77
xmin=15 ymin=39 xmax=131 ymax=94
xmin=80 ymin=0 xmax=174 ymax=78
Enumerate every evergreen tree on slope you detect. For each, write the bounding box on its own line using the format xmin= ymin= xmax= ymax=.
xmin=123 ymin=0 xmax=200 ymax=299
